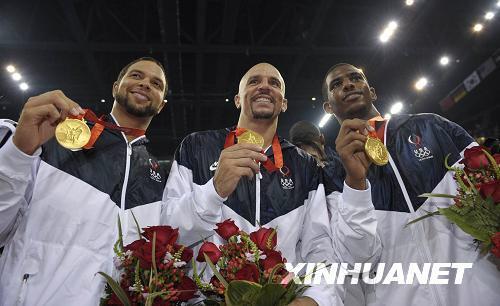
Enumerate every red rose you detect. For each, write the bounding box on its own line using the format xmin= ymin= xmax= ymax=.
xmin=494 ymin=154 xmax=500 ymax=165
xmin=175 ymin=276 xmax=197 ymax=301
xmin=196 ymin=242 xmax=222 ymax=263
xmin=261 ymin=250 xmax=285 ymax=271
xmin=461 ymin=146 xmax=490 ymax=170
xmin=133 ymin=241 xmax=167 ymax=269
xmin=215 ymin=219 xmax=240 ymax=240
xmin=174 ymin=244 xmax=193 ymax=263
xmin=490 ymin=233 xmax=500 ymax=258
xmin=124 ymin=239 xmax=146 ymax=252
xmin=234 ymin=263 xmax=260 ymax=283
xmin=479 ymin=180 xmax=500 ymax=203
xmin=142 ymin=226 xmax=179 ymax=247
xmin=250 ymin=227 xmax=277 ymax=251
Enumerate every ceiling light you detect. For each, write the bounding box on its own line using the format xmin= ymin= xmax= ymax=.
xmin=473 ymin=23 xmax=483 ymax=32
xmin=100 ymin=99 xmax=106 ymax=103
xmin=485 ymin=12 xmax=494 ymax=20
xmin=405 ymin=0 xmax=414 ymax=6
xmin=439 ymin=56 xmax=450 ymax=66
xmin=318 ymin=114 xmax=332 ymax=128
xmin=384 ymin=114 xmax=392 ymax=120
xmin=414 ymin=77 xmax=428 ymax=91
xmin=379 ymin=21 xmax=398 ymax=43
xmin=6 ymin=65 xmax=16 ymax=73
xmin=311 ymin=97 xmax=316 ymax=101
xmin=12 ymin=73 xmax=22 ymax=81
xmin=390 ymin=102 xmax=403 ymax=114
xmin=225 ymin=98 xmax=229 ymax=102
xmin=19 ymin=83 xmax=29 ymax=91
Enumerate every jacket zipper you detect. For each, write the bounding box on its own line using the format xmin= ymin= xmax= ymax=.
xmin=384 ymin=118 xmax=443 ymax=306
xmin=16 ymin=274 xmax=29 ymax=306
xmin=255 ymin=171 xmax=262 ymax=226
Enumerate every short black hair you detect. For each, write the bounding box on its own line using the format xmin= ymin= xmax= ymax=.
xmin=116 ymin=57 xmax=168 ymax=98
xmin=321 ymin=63 xmax=358 ymax=102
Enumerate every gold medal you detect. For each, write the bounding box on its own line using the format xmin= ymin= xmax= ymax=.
xmin=237 ymin=130 xmax=264 ymax=148
xmin=365 ymin=136 xmax=389 ymax=166
xmin=55 ymin=118 xmax=91 ymax=149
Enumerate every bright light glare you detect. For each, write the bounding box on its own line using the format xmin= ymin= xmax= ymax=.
xmin=415 ymin=77 xmax=428 ymax=90
xmin=379 ymin=21 xmax=398 ymax=43
xmin=390 ymin=102 xmax=403 ymax=114
xmin=473 ymin=23 xmax=483 ymax=32
xmin=439 ymin=56 xmax=450 ymax=66
xmin=100 ymin=99 xmax=106 ymax=103
xmin=311 ymin=97 xmax=316 ymax=101
xmin=6 ymin=65 xmax=16 ymax=73
xmin=405 ymin=0 xmax=414 ymax=6
xmin=12 ymin=73 xmax=22 ymax=81
xmin=384 ymin=113 xmax=392 ymax=120
xmin=485 ymin=12 xmax=494 ymax=20
xmin=318 ymin=114 xmax=332 ymax=128
xmin=19 ymin=83 xmax=29 ymax=91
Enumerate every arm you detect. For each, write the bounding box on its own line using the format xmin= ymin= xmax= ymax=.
xmin=161 ymin=136 xmax=267 ymax=245
xmin=0 ymin=127 xmax=39 ymax=246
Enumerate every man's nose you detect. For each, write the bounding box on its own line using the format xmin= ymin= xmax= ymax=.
xmin=342 ymin=79 xmax=355 ymax=91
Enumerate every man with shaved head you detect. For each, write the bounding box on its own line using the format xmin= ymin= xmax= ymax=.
xmin=322 ymin=63 xmax=499 ymax=306
xmin=163 ymin=63 xmax=380 ymax=305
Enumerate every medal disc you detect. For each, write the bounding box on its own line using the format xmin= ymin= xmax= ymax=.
xmin=55 ymin=118 xmax=91 ymax=149
xmin=237 ymin=130 xmax=265 ymax=148
xmin=364 ymin=136 xmax=389 ymax=166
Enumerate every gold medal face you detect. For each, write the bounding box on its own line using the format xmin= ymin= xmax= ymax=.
xmin=55 ymin=119 xmax=91 ymax=149
xmin=237 ymin=130 xmax=264 ymax=148
xmin=365 ymin=136 xmax=389 ymax=166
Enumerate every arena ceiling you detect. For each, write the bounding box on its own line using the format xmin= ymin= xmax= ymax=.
xmin=1 ymin=0 xmax=499 ymax=159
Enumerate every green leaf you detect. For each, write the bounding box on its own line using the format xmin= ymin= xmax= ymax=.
xmin=405 ymin=211 xmax=441 ymax=227
xmin=204 ymin=253 xmax=229 ymax=288
xmin=116 ymin=214 xmax=124 ymax=251
xmin=438 ymin=207 xmax=491 ymax=242
xmin=151 ymin=232 xmax=158 ymax=286
xmin=418 ymin=193 xmax=456 ymax=199
xmin=268 ymin=263 xmax=285 ymax=284
xmin=483 ymin=149 xmax=500 ymax=179
xmin=97 ymin=272 xmax=131 ymax=306
xmin=225 ymin=280 xmax=262 ymax=306
xmin=130 ymin=210 xmax=142 ymax=240
xmin=255 ymin=283 xmax=287 ymax=306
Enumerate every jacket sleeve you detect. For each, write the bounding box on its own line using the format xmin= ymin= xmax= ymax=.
xmin=0 ymin=121 xmax=41 ymax=246
xmin=160 ymin=135 xmax=226 ymax=246
xmin=327 ymin=180 xmax=382 ymax=265
xmin=299 ymin=181 xmax=345 ymax=306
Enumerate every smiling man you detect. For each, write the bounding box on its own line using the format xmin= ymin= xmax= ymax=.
xmin=0 ymin=57 xmax=169 ymax=305
xmin=162 ymin=62 xmax=381 ymax=306
xmin=322 ymin=63 xmax=499 ymax=306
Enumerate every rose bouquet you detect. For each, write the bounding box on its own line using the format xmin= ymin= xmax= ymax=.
xmin=193 ymin=219 xmax=307 ymax=306
xmin=408 ymin=146 xmax=500 ymax=257
xmin=99 ymin=216 xmax=197 ymax=306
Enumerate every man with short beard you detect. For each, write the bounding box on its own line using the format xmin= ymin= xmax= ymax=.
xmin=0 ymin=57 xmax=169 ymax=305
xmin=321 ymin=63 xmax=499 ymax=306
xmin=162 ymin=62 xmax=381 ymax=306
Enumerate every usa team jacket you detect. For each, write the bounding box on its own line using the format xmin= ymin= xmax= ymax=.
xmin=161 ymin=127 xmax=381 ymax=306
xmin=324 ymin=113 xmax=500 ymax=306
xmin=0 ymin=116 xmax=167 ymax=306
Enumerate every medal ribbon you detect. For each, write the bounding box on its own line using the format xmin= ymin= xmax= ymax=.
xmin=367 ymin=115 xmax=386 ymax=144
xmin=224 ymin=128 xmax=285 ymax=174
xmin=69 ymin=109 xmax=145 ymax=149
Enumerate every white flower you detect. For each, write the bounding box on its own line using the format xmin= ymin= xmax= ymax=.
xmin=113 ymin=257 xmax=123 ymax=269
xmin=163 ymin=252 xmax=174 ymax=264
xmin=173 ymin=261 xmax=187 ymax=268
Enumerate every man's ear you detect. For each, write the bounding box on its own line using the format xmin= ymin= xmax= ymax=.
xmin=234 ymin=95 xmax=240 ymax=109
xmin=370 ymin=87 xmax=377 ymax=102
xmin=112 ymin=82 xmax=118 ymax=98
xmin=323 ymin=101 xmax=333 ymax=114
xmin=281 ymin=98 xmax=288 ymax=112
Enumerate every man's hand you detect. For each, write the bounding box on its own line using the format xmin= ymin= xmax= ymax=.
xmin=12 ymin=90 xmax=84 ymax=155
xmin=287 ymin=296 xmax=319 ymax=306
xmin=213 ymin=143 xmax=268 ymax=198
xmin=335 ymin=118 xmax=373 ymax=190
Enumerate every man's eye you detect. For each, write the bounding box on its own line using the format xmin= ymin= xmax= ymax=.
xmin=330 ymin=82 xmax=341 ymax=90
xmin=249 ymin=79 xmax=258 ymax=85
